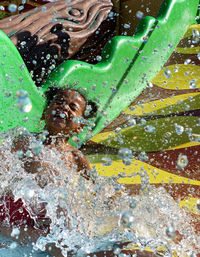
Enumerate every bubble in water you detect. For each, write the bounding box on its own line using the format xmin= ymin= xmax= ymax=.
xmin=11 ymin=227 xmax=20 ymax=238
xmin=8 ymin=3 xmax=17 ymax=12
xmin=189 ymin=79 xmax=197 ymax=89
xmin=16 ymin=90 xmax=32 ymax=113
xmin=165 ymin=226 xmax=175 ymax=239
xmin=176 ymin=154 xmax=188 ymax=170
xmin=144 ymin=125 xmax=155 ymax=133
xmin=164 ymin=68 xmax=171 ymax=79
xmin=174 ymin=124 xmax=184 ymax=135
xmin=120 ymin=210 xmax=134 ymax=228
xmin=101 ymin=157 xmax=112 ymax=166
xmin=118 ymin=148 xmax=132 ymax=160
xmin=136 ymin=11 xmax=144 ymax=19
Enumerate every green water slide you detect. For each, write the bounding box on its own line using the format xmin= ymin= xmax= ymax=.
xmin=0 ymin=0 xmax=199 ymax=146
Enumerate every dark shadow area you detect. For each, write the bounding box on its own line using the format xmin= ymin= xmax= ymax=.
xmin=16 ymin=26 xmax=70 ymax=86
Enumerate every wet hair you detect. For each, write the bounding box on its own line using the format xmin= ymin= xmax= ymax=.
xmin=45 ymin=87 xmax=97 ymax=118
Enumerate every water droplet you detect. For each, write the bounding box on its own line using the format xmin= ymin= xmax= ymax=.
xmin=189 ymin=79 xmax=197 ymax=89
xmin=8 ymin=4 xmax=17 ymax=12
xmin=190 ymin=252 xmax=197 ymax=257
xmin=164 ymin=132 xmax=172 ymax=138
xmin=32 ymin=142 xmax=42 ymax=155
xmin=16 ymin=90 xmax=32 ymax=113
xmin=164 ymin=68 xmax=171 ymax=79
xmin=192 ymin=29 xmax=200 ymax=43
xmin=42 ymin=6 xmax=47 ymax=11
xmin=101 ymin=157 xmax=112 ymax=166
xmin=120 ymin=210 xmax=134 ymax=228
xmin=17 ymin=150 xmax=23 ymax=158
xmin=146 ymin=82 xmax=153 ymax=88
xmin=139 ymin=118 xmax=146 ymax=127
xmin=176 ymin=154 xmax=188 ymax=170
xmin=4 ymin=90 xmax=12 ymax=98
xmin=108 ymin=11 xmax=114 ymax=18
xmin=138 ymin=151 xmax=149 ymax=161
xmin=10 ymin=242 xmax=18 ymax=249
xmin=175 ymin=124 xmax=184 ymax=135
xmin=174 ymin=66 xmax=179 ymax=72
xmin=24 ymin=188 xmax=35 ymax=199
xmin=46 ymin=54 xmax=51 ymax=60
xmin=142 ymin=36 xmax=148 ymax=42
xmin=118 ymin=148 xmax=132 ymax=160
xmin=129 ymin=199 xmax=137 ymax=209
xmin=189 ymin=133 xmax=200 ymax=142
xmin=168 ymin=43 xmax=173 ymax=49
xmin=153 ymin=49 xmax=158 ymax=54
xmin=71 ymin=136 xmax=81 ymax=147
xmin=110 ymin=86 xmax=116 ymax=92
xmin=166 ymin=226 xmax=175 ymax=238
xmin=0 ymin=6 xmax=5 ymax=11
xmin=113 ymin=245 xmax=121 ymax=255
xmin=114 ymin=127 xmax=122 ymax=134
xmin=136 ymin=11 xmax=144 ymax=19
xmin=122 ymin=158 xmax=132 ymax=166
xmin=96 ymin=55 xmax=102 ymax=62
xmin=144 ymin=125 xmax=155 ymax=133
xmin=11 ymin=227 xmax=20 ymax=238
xmin=195 ymin=199 xmax=200 ymax=212
xmin=124 ymin=23 xmax=130 ymax=29
xmin=18 ymin=5 xmax=24 ymax=11
xmin=184 ymin=59 xmax=191 ymax=65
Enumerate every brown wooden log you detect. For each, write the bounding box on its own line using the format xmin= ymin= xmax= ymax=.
xmin=0 ymin=0 xmax=115 ymax=86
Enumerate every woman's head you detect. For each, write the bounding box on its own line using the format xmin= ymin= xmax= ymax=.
xmin=43 ymin=87 xmax=97 ymax=136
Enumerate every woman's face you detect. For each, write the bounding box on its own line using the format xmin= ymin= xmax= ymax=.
xmin=44 ymin=89 xmax=86 ymax=136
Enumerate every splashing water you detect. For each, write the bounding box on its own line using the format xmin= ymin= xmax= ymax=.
xmin=0 ymin=128 xmax=198 ymax=256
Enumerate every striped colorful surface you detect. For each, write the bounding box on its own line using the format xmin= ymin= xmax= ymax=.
xmin=84 ymin=25 xmax=200 ymax=253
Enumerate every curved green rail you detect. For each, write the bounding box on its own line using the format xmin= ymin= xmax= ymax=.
xmin=0 ymin=30 xmax=45 ymax=132
xmin=0 ymin=0 xmax=199 ymax=147
xmin=42 ymin=0 xmax=199 ymax=146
